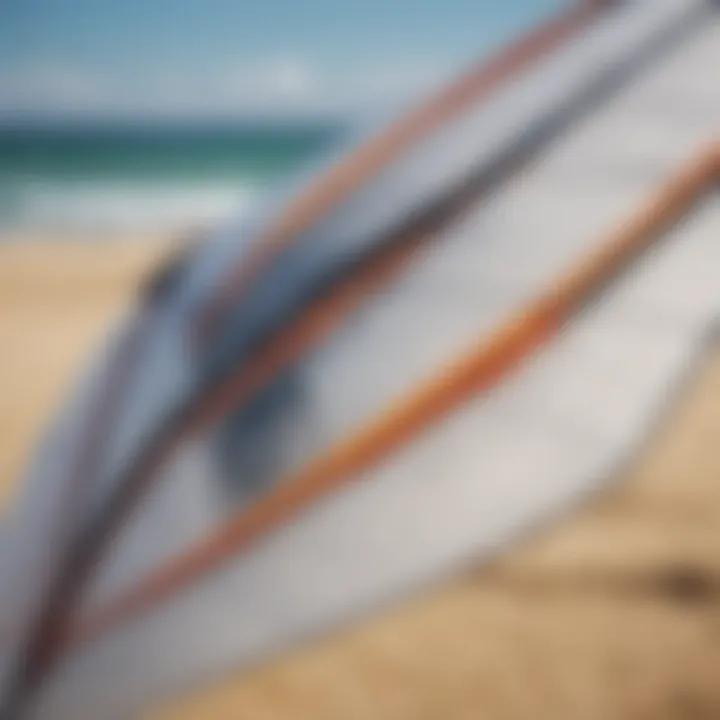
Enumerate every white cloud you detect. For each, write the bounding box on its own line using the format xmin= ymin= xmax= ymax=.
xmin=253 ymin=58 xmax=317 ymax=100
xmin=0 ymin=56 xmax=456 ymax=121
xmin=219 ymin=56 xmax=453 ymax=116
xmin=221 ymin=57 xmax=319 ymax=110
xmin=0 ymin=63 xmax=102 ymax=117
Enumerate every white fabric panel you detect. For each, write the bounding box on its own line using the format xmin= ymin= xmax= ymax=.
xmin=36 ymin=198 xmax=720 ymax=720
xmin=19 ymin=2 xmax=720 ymax=717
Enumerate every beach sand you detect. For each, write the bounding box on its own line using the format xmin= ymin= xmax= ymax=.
xmin=1 ymin=240 xmax=719 ymax=719
xmin=0 ymin=237 xmax=172 ymax=508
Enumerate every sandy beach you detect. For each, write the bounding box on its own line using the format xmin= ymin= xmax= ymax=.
xmin=1 ymin=239 xmax=719 ymax=719
xmin=0 ymin=237 xmax=172 ymax=507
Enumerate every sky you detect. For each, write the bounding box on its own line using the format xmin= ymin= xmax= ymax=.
xmin=0 ymin=0 xmax=568 ymax=123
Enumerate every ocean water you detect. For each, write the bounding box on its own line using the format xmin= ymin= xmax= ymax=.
xmin=0 ymin=0 xmax=572 ymax=238
xmin=0 ymin=123 xmax=345 ymax=235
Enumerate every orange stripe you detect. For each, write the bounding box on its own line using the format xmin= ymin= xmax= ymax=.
xmin=69 ymin=142 xmax=719 ymax=650
xmin=5 ymin=215 xmax=437 ymax=712
xmin=194 ymin=0 xmax=609 ymax=340
xmin=37 ymin=215 xmax=431 ymax=665
xmin=185 ymin=234 xmax=430 ymax=435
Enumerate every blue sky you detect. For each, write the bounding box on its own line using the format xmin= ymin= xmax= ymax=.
xmin=0 ymin=0 xmax=568 ymax=121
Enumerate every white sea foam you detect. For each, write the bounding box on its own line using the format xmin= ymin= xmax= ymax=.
xmin=0 ymin=179 xmax=259 ymax=236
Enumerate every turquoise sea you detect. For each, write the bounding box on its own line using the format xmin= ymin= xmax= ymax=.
xmin=0 ymin=0 xmax=573 ymax=237
xmin=0 ymin=122 xmax=345 ymax=234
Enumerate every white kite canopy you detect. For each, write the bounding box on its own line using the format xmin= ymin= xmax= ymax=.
xmin=1 ymin=0 xmax=719 ymax=717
